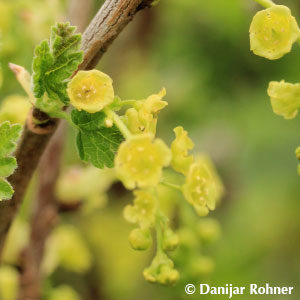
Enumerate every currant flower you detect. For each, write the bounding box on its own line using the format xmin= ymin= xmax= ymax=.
xmin=196 ymin=218 xmax=221 ymax=244
xmin=0 ymin=265 xmax=19 ymax=300
xmin=143 ymin=252 xmax=179 ymax=285
xmin=0 ymin=95 xmax=31 ymax=125
xmin=67 ymin=70 xmax=114 ymax=113
xmin=115 ymin=134 xmax=171 ymax=189
xmin=250 ymin=5 xmax=300 ymax=60
xmin=183 ymin=156 xmax=223 ymax=217
xmin=124 ymin=88 xmax=167 ymax=135
xmin=162 ymin=227 xmax=179 ymax=251
xmin=267 ymin=80 xmax=300 ymax=119
xmin=128 ymin=228 xmax=152 ymax=251
xmin=171 ymin=126 xmax=194 ymax=175
xmin=123 ymin=189 xmax=157 ymax=228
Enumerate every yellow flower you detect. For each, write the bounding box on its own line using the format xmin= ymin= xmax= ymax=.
xmin=124 ymin=88 xmax=167 ymax=135
xmin=183 ymin=156 xmax=224 ymax=216
xmin=267 ymin=80 xmax=300 ymax=119
xmin=115 ymin=134 xmax=171 ymax=189
xmin=67 ymin=70 xmax=114 ymax=113
xmin=123 ymin=189 xmax=157 ymax=228
xmin=250 ymin=5 xmax=300 ymax=60
xmin=143 ymin=252 xmax=179 ymax=285
xmin=171 ymin=126 xmax=194 ymax=175
xmin=0 ymin=95 xmax=31 ymax=125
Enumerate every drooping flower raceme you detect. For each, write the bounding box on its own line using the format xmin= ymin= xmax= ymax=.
xmin=250 ymin=5 xmax=300 ymax=60
xmin=183 ymin=156 xmax=223 ymax=216
xmin=67 ymin=70 xmax=114 ymax=113
xmin=267 ymin=80 xmax=300 ymax=119
xmin=171 ymin=126 xmax=194 ymax=175
xmin=115 ymin=134 xmax=171 ymax=189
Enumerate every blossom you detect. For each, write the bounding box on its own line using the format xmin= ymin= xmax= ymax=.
xmin=115 ymin=134 xmax=171 ymax=189
xmin=171 ymin=126 xmax=194 ymax=175
xmin=67 ymin=70 xmax=114 ymax=113
xmin=250 ymin=5 xmax=300 ymax=60
xmin=123 ymin=189 xmax=157 ymax=228
xmin=143 ymin=252 xmax=179 ymax=285
xmin=124 ymin=88 xmax=167 ymax=135
xmin=183 ymin=156 xmax=223 ymax=216
xmin=267 ymin=80 xmax=300 ymax=119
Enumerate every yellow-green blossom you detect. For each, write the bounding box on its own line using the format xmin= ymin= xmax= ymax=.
xmin=42 ymin=225 xmax=92 ymax=274
xmin=128 ymin=228 xmax=152 ymax=251
xmin=196 ymin=218 xmax=221 ymax=244
xmin=0 ymin=265 xmax=19 ymax=300
xmin=123 ymin=189 xmax=157 ymax=228
xmin=67 ymin=70 xmax=114 ymax=113
xmin=183 ymin=156 xmax=223 ymax=216
xmin=124 ymin=88 xmax=167 ymax=135
xmin=0 ymin=95 xmax=31 ymax=125
xmin=49 ymin=285 xmax=80 ymax=300
xmin=267 ymin=80 xmax=300 ymax=119
xmin=171 ymin=126 xmax=194 ymax=175
xmin=143 ymin=252 xmax=179 ymax=285
xmin=115 ymin=134 xmax=171 ymax=189
xmin=250 ymin=5 xmax=300 ymax=60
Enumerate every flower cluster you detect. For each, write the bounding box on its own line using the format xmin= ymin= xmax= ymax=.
xmin=65 ymin=69 xmax=224 ymax=285
xmin=249 ymin=2 xmax=300 ymax=175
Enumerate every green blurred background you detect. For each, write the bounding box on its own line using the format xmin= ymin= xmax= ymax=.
xmin=1 ymin=0 xmax=300 ymax=299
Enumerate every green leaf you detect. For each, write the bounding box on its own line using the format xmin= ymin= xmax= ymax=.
xmin=32 ymin=22 xmax=83 ymax=106
xmin=0 ymin=122 xmax=22 ymax=200
xmin=0 ymin=179 xmax=13 ymax=200
xmin=0 ymin=122 xmax=22 ymax=157
xmin=0 ymin=157 xmax=17 ymax=177
xmin=71 ymin=110 xmax=124 ymax=169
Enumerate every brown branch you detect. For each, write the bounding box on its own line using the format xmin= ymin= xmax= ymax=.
xmin=0 ymin=0 xmax=155 ymax=257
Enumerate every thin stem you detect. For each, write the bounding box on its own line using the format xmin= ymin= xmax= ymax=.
xmin=103 ymin=107 xmax=132 ymax=139
xmin=253 ymin=0 xmax=274 ymax=8
xmin=50 ymin=111 xmax=79 ymax=131
xmin=160 ymin=181 xmax=183 ymax=192
xmin=119 ymin=100 xmax=137 ymax=107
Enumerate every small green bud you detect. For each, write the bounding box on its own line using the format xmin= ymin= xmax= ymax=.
xmin=267 ymin=80 xmax=300 ymax=119
xmin=189 ymin=256 xmax=215 ymax=277
xmin=196 ymin=218 xmax=221 ymax=244
xmin=49 ymin=285 xmax=80 ymax=300
xmin=128 ymin=228 xmax=152 ymax=251
xmin=250 ymin=5 xmax=300 ymax=60
xmin=163 ymin=228 xmax=179 ymax=251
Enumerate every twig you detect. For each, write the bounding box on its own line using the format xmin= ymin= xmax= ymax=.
xmin=0 ymin=0 xmax=156 ymax=257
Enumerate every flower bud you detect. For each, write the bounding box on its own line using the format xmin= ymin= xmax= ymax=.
xmin=163 ymin=228 xmax=179 ymax=251
xmin=128 ymin=228 xmax=152 ymax=251
xmin=250 ymin=5 xmax=300 ymax=60
xmin=196 ymin=218 xmax=221 ymax=244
